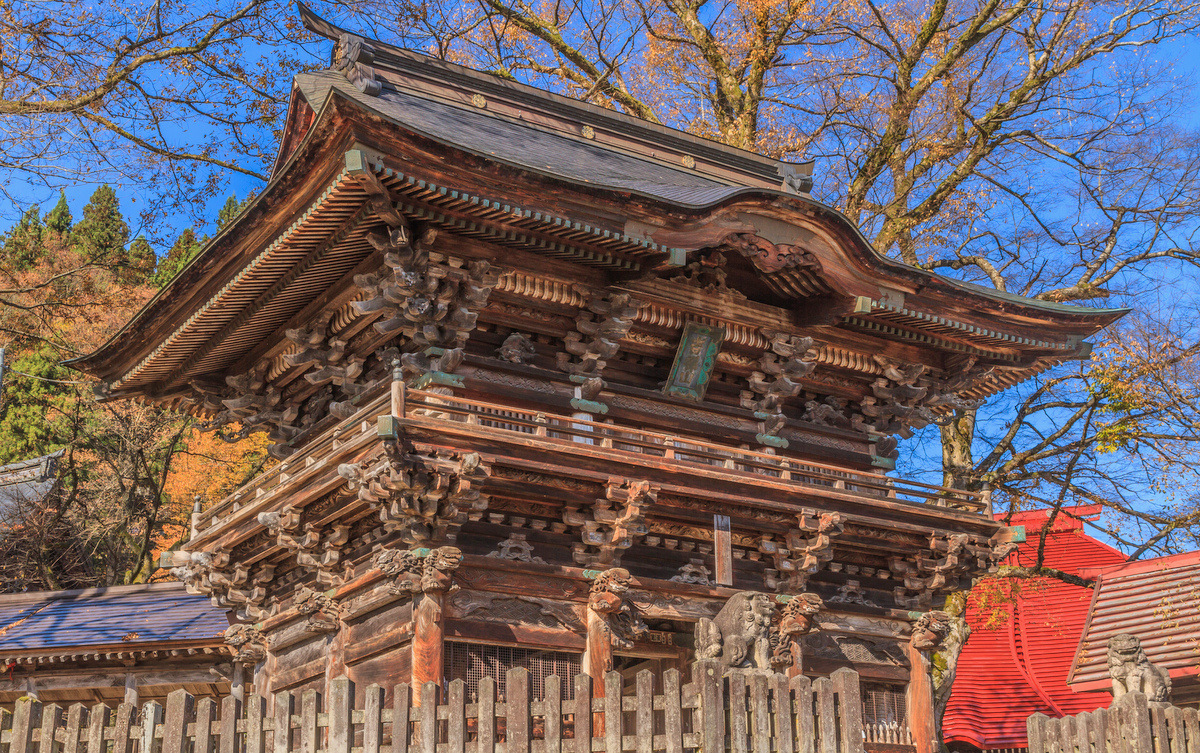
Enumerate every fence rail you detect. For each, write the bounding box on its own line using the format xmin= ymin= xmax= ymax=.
xmin=1027 ymin=691 xmax=1200 ymax=753
xmin=0 ymin=668 xmax=868 ymax=753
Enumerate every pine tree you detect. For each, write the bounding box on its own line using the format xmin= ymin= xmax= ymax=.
xmin=2 ymin=206 xmax=45 ymax=270
xmin=217 ymin=194 xmax=243 ymax=230
xmin=153 ymin=228 xmax=202 ymax=287
xmin=127 ymin=236 xmax=156 ymax=283
xmin=44 ymin=191 xmax=72 ymax=243
xmin=72 ymin=185 xmax=129 ymax=268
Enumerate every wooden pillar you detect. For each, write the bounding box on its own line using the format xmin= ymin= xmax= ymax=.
xmin=124 ymin=673 xmax=138 ymax=706
xmin=232 ymin=663 xmax=246 ymax=702
xmin=410 ymin=590 xmax=446 ymax=701
xmin=582 ymin=608 xmax=613 ymax=695
xmin=906 ymin=612 xmax=949 ymax=753
xmin=325 ymin=622 xmax=347 ymax=698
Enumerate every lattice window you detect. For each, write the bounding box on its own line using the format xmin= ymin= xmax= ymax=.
xmin=444 ymin=641 xmax=581 ymax=701
xmin=861 ymin=683 xmax=907 ymax=727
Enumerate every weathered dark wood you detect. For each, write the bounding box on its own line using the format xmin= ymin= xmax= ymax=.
xmin=62 ymin=703 xmax=84 ymax=753
xmin=11 ymin=698 xmax=43 ymax=753
xmin=447 ymin=679 xmax=465 ymax=753
xmin=163 ymin=690 xmax=195 ymax=753
xmin=219 ymin=697 xmax=240 ymax=753
xmin=544 ymin=673 xmax=563 ymax=753
xmin=86 ymin=703 xmax=111 ymax=753
xmin=418 ymin=683 xmax=437 ymax=753
xmin=663 ymin=669 xmax=683 ymax=753
xmin=393 ymin=683 xmax=411 ymax=753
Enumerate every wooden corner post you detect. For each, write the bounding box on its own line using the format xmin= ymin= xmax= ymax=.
xmin=906 ymin=611 xmax=950 ymax=753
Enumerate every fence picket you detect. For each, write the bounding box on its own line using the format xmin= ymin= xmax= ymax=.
xmin=729 ymin=672 xmax=748 ymax=753
xmin=662 ymin=669 xmax=683 ymax=753
xmin=830 ymin=668 xmax=863 ymax=753
xmin=508 ymin=668 xmax=531 ymax=753
xmin=749 ymin=674 xmax=769 ymax=753
xmin=219 ymin=697 xmax=240 ymax=753
xmin=38 ymin=704 xmax=62 ymax=753
xmin=603 ymin=672 xmax=621 ymax=753
xmin=299 ymin=690 xmax=319 ymax=753
xmin=447 ymin=680 xmax=465 ymax=753
xmin=85 ymin=704 xmax=110 ymax=753
xmin=418 ymin=683 xmax=437 ymax=753
xmin=11 ymin=699 xmax=42 ymax=753
xmin=1167 ymin=707 xmax=1186 ymax=753
xmin=143 ymin=701 xmax=164 ymax=753
xmin=814 ymin=679 xmax=836 ymax=753
xmin=544 ymin=674 xmax=562 ymax=753
xmin=245 ymin=695 xmax=267 ymax=753
xmin=392 ymin=684 xmax=410 ymax=753
xmin=573 ymin=674 xmax=592 ymax=753
xmin=635 ymin=670 xmax=653 ymax=753
xmin=195 ymin=698 xmax=216 ymax=753
xmin=61 ymin=704 xmax=84 ymax=753
xmin=791 ymin=675 xmax=813 ymax=753
xmin=1184 ymin=709 xmax=1200 ymax=753
xmin=772 ymin=675 xmax=793 ymax=753
xmin=329 ymin=678 xmax=352 ymax=753
xmin=272 ymin=693 xmax=293 ymax=753
xmin=362 ymin=684 xmax=384 ymax=753
xmin=477 ymin=677 xmax=495 ymax=753
xmin=163 ymin=690 xmax=195 ymax=753
xmin=111 ymin=703 xmax=136 ymax=753
xmin=696 ymin=662 xmax=722 ymax=753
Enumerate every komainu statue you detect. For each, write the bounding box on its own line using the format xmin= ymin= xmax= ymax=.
xmin=1108 ymin=633 xmax=1172 ymax=702
xmin=697 ymin=591 xmax=822 ymax=672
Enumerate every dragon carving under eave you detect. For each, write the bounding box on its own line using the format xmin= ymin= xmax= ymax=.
xmin=372 ymin=545 xmax=463 ymax=595
xmin=587 ymin=568 xmax=648 ymax=650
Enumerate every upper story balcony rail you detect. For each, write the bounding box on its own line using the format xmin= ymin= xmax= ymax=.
xmin=193 ymin=386 xmax=988 ymax=537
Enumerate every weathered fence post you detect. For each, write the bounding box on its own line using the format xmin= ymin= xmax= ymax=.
xmin=11 ymin=698 xmax=43 ymax=753
xmin=831 ymin=668 xmax=864 ymax=753
xmin=142 ymin=700 xmax=164 ymax=753
xmin=695 ymin=660 xmax=724 ymax=753
xmin=162 ymin=689 xmax=195 ymax=753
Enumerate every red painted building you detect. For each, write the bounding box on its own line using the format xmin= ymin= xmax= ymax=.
xmin=943 ymin=506 xmax=1126 ymax=751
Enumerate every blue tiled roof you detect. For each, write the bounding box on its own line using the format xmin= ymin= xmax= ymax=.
xmin=0 ymin=582 xmax=230 ymax=651
xmin=0 ymin=450 xmax=63 ymax=526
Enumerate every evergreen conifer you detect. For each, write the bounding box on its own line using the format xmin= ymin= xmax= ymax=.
xmin=72 ymin=185 xmax=129 ymax=268
xmin=2 ymin=206 xmax=45 ymax=270
xmin=153 ymin=228 xmax=202 ymax=286
xmin=44 ymin=191 xmax=72 ymax=242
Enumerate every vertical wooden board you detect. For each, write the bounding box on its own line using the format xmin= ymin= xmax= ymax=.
xmin=714 ymin=515 xmax=733 ymax=586
xmin=696 ymin=662 xmax=723 ymax=753
xmin=38 ymin=703 xmax=63 ymax=753
xmin=392 ymin=684 xmax=411 ymax=753
xmin=635 ymin=670 xmax=653 ymax=753
xmin=1027 ymin=713 xmax=1047 ymax=753
xmin=61 ymin=704 xmax=84 ymax=753
xmin=830 ymin=669 xmax=863 ymax=753
xmin=1107 ymin=702 xmax=1125 ymax=753
xmin=219 ymin=697 xmax=241 ymax=753
xmin=245 ymin=695 xmax=267 ymax=753
xmin=163 ymin=690 xmax=196 ymax=753
xmin=447 ymin=680 xmax=466 ymax=753
xmin=86 ymin=704 xmax=111 ymax=753
xmin=771 ymin=675 xmax=793 ymax=753
xmin=329 ymin=677 xmax=353 ymax=753
xmin=507 ymin=668 xmax=531 ymax=753
xmin=299 ymin=690 xmax=319 ymax=753
xmin=195 ymin=698 xmax=216 ymax=753
xmin=143 ymin=701 xmax=164 ymax=753
xmin=11 ymin=698 xmax=43 ymax=753
xmin=662 ymin=669 xmax=683 ymax=753
xmin=813 ymin=678 xmax=836 ymax=753
xmin=1183 ymin=708 xmax=1200 ymax=753
xmin=477 ymin=678 xmax=495 ymax=753
xmin=1061 ymin=714 xmax=1077 ymax=753
xmin=1092 ymin=709 xmax=1108 ymax=753
xmin=1074 ymin=711 xmax=1092 ymax=753
xmin=603 ymin=672 xmax=621 ymax=753
xmin=419 ymin=683 xmax=438 ymax=753
xmin=1167 ymin=707 xmax=1186 ymax=753
xmin=273 ymin=692 xmax=294 ymax=753
xmin=544 ymin=675 xmax=562 ymax=753
xmin=729 ymin=672 xmax=748 ymax=753
xmin=1132 ymin=693 xmax=1153 ymax=753
xmin=363 ymin=684 xmax=385 ymax=753
xmin=111 ymin=703 xmax=136 ymax=753
xmin=573 ymin=675 xmax=591 ymax=753
xmin=749 ymin=675 xmax=769 ymax=753
xmin=790 ymin=675 xmax=813 ymax=753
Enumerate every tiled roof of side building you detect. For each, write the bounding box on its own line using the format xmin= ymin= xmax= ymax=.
xmin=943 ymin=506 xmax=1127 ymax=750
xmin=0 ymin=450 xmax=63 ymax=525
xmin=0 ymin=582 xmax=230 ymax=652
xmin=1068 ymin=549 xmax=1200 ymax=692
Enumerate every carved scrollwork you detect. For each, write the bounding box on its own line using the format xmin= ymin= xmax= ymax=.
xmin=722 ymin=233 xmax=821 ymax=275
xmin=669 ymin=251 xmax=745 ymax=299
xmin=564 ymin=478 xmax=657 ymax=567
xmin=669 ymin=558 xmax=713 ymax=586
xmin=338 ymin=448 xmax=490 ymax=545
xmin=372 ymin=545 xmax=463 ymax=595
xmin=745 ymin=331 xmax=816 ymax=436
xmin=771 ymin=592 xmax=824 ymax=668
xmin=293 ymin=586 xmax=342 ymax=634
xmin=224 ymin=623 xmax=268 ymax=664
xmin=909 ymin=610 xmax=952 ymax=651
xmin=588 ymin=568 xmax=647 ymax=650
xmin=890 ymin=531 xmax=1017 ymax=607
xmin=498 ymin=333 xmax=537 ymax=364
xmin=486 ymin=533 xmax=546 ymax=564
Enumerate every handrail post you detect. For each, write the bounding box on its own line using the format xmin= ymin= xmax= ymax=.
xmin=391 ymin=357 xmax=406 ymax=419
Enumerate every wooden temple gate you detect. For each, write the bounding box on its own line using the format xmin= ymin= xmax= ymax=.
xmin=0 ymin=667 xmax=869 ymax=753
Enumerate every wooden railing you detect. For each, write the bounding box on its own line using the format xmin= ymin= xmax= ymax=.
xmin=1027 ymin=691 xmax=1200 ymax=753
xmin=861 ymin=722 xmax=912 ymax=747
xmin=0 ymin=668 xmax=869 ymax=753
xmin=195 ymin=382 xmax=987 ymax=534
xmin=401 ymin=389 xmax=986 ymax=513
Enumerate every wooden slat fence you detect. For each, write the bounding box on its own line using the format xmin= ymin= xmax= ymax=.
xmin=1028 ymin=691 xmax=1200 ymax=753
xmin=0 ymin=668 xmax=867 ymax=753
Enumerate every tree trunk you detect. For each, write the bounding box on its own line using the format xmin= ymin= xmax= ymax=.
xmin=932 ymin=591 xmax=970 ymax=751
xmin=940 ymin=409 xmax=977 ymax=491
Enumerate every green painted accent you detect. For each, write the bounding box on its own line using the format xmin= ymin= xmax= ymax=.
xmin=667 ymin=247 xmax=688 ymax=267
xmin=854 ymin=295 xmax=873 ymax=314
xmin=871 ymin=455 xmax=896 ymax=471
xmin=907 ymin=611 xmax=925 ymax=621
xmin=1009 ymin=525 xmax=1027 ymax=543
xmin=344 ymin=149 xmax=368 ymax=175
xmin=423 ymin=346 xmax=446 ymax=357
xmin=570 ymin=398 xmax=609 ymax=414
xmin=411 ymin=548 xmax=432 ymax=557
xmin=377 ymin=415 xmax=400 ymax=439
xmin=664 ymin=322 xmax=725 ymax=402
xmin=756 ymin=433 xmax=789 ymax=449
xmin=412 ymin=371 xmax=465 ymax=389
xmin=775 ymin=594 xmax=794 ymax=604
xmin=582 ymin=569 xmax=603 ymax=580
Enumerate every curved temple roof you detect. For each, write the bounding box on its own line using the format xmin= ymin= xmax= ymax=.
xmin=68 ymin=5 xmax=1125 ymax=401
